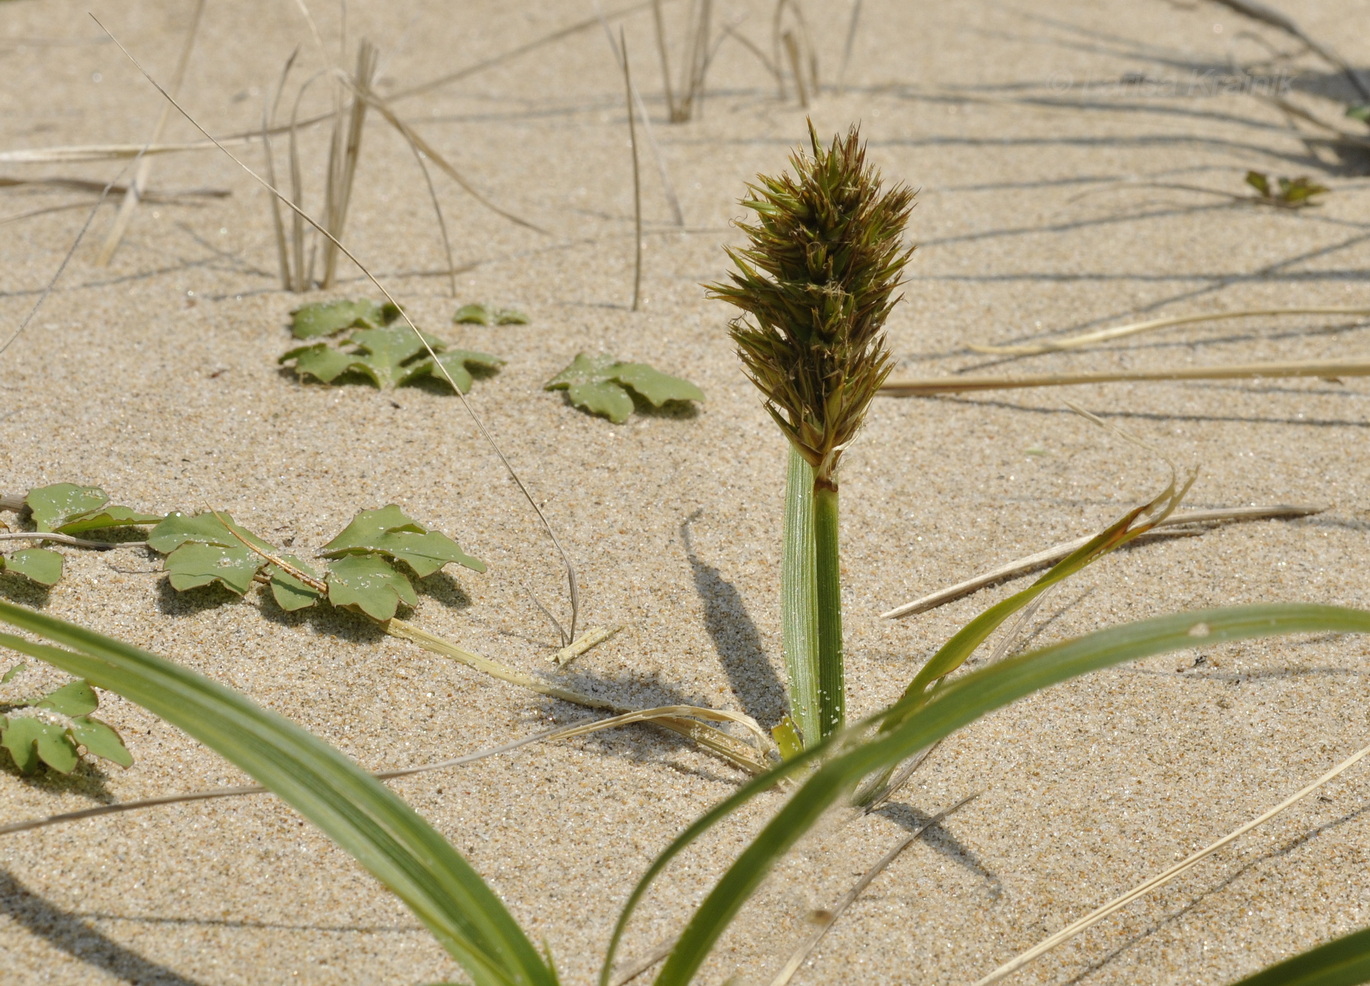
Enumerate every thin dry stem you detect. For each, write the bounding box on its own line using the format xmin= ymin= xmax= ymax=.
xmin=880 ymin=357 xmax=1370 ymax=396
xmin=0 ymin=704 xmax=766 ymax=838
xmin=973 ymin=738 xmax=1370 ymax=985
xmin=971 ymin=307 xmax=1370 ymax=356
xmin=769 ymin=794 xmax=982 ymax=986
xmin=882 ymin=504 xmax=1324 ymax=620
xmin=95 ymin=0 xmax=206 ymax=266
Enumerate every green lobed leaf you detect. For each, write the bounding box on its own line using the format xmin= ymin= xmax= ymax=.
xmin=1229 ymin=924 xmax=1370 ymax=985
xmin=321 ymin=505 xmax=486 ymax=578
xmin=55 ymin=506 xmax=165 ymax=534
xmin=26 ymin=483 xmax=109 ymax=533
xmin=409 ymin=349 xmax=505 ymax=394
xmin=601 ymin=603 xmax=1370 ymax=985
xmin=2 ymin=715 xmax=46 ymax=773
xmin=545 ymin=353 xmax=703 ymax=424
xmin=269 ymin=554 xmax=325 ymax=612
xmin=149 ymin=512 xmax=275 ymax=596
xmin=326 ymin=554 xmax=419 ymax=620
xmin=4 ymin=548 xmax=63 ymax=587
xmin=0 ymin=598 xmax=558 ymax=986
xmin=279 ymin=342 xmax=360 ymax=384
xmin=453 ymin=303 xmax=527 ymax=326
xmin=70 ymin=716 xmax=134 ymax=768
xmin=289 ymin=298 xmax=397 ymax=339
xmin=453 ymin=303 xmax=495 ymax=325
xmin=39 ymin=679 xmax=98 ymax=716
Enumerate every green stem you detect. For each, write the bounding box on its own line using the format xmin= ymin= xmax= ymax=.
xmin=812 ymin=478 xmax=845 ymax=739
xmin=781 ymin=447 xmax=819 ymax=746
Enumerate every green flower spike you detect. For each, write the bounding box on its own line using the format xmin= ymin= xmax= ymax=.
xmin=708 ymin=121 xmax=915 ymax=745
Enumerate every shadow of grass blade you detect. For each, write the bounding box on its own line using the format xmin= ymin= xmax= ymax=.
xmin=1228 ymin=925 xmax=1370 ymax=986
xmin=627 ymin=603 xmax=1370 ymax=986
xmin=0 ymin=599 xmax=557 ymax=986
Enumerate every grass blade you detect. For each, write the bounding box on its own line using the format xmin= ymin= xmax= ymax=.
xmin=619 ymin=603 xmax=1370 ymax=985
xmin=0 ymin=599 xmax=557 ymax=986
xmin=1228 ymin=926 xmax=1370 ymax=986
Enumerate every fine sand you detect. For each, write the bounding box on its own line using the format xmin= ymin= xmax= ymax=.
xmin=3 ymin=1 xmax=1370 ymax=983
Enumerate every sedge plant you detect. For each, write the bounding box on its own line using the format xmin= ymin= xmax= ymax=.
xmin=709 ymin=121 xmax=914 ymax=748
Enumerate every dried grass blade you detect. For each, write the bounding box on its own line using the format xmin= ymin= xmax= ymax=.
xmin=881 ymin=357 xmax=1370 ymax=396
xmin=970 ymin=307 xmax=1370 ymax=356
xmin=882 ymin=504 xmax=1325 ymax=619
xmin=94 ymin=0 xmax=206 ymax=266
xmin=768 ymin=792 xmax=980 ymax=986
xmin=972 ymin=738 xmax=1370 ymax=986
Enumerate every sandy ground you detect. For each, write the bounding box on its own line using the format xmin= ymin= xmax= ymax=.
xmin=2 ymin=0 xmax=1370 ymax=983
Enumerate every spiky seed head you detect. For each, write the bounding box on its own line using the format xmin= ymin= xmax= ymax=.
xmin=708 ymin=121 xmax=915 ymax=483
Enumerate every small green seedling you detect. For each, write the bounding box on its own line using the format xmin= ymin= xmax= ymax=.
xmin=544 ymin=353 xmax=704 ymax=423
xmin=453 ymin=302 xmax=529 ymax=325
xmin=289 ymin=298 xmax=402 ymax=339
xmin=281 ymin=325 xmax=503 ymax=393
xmin=148 ymin=506 xmax=485 ymax=621
xmin=0 ymin=664 xmax=132 ymax=775
xmin=1245 ymin=170 xmax=1329 ymax=208
xmin=1346 ymin=104 xmax=1370 ymax=123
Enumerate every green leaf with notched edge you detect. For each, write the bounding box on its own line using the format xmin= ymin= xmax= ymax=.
xmin=23 ymin=484 xmax=162 ymax=536
xmin=326 ymin=554 xmax=419 ymax=620
xmin=148 ymin=512 xmax=274 ymax=595
xmin=3 ymin=548 xmax=63 ymax=586
xmin=545 ymin=353 xmax=704 ymax=423
xmin=321 ymin=505 xmax=485 ymax=578
xmin=280 ymin=326 xmax=455 ymax=390
xmin=26 ymin=483 xmax=108 ymax=532
xmin=3 ymin=716 xmax=74 ymax=773
xmin=39 ymin=679 xmax=98 ymax=716
xmin=269 ymin=554 xmax=325 ymax=612
xmin=279 ymin=342 xmax=359 ymax=383
xmin=289 ymin=298 xmax=399 ymax=339
xmin=70 ymin=716 xmax=133 ymax=767
xmin=410 ymin=349 xmax=505 ymax=394
xmin=452 ymin=303 xmax=529 ymax=326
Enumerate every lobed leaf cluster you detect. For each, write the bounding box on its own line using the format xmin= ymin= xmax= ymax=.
xmin=543 ymin=352 xmax=705 ymax=423
xmin=149 ymin=505 xmax=485 ymax=621
xmin=283 ymin=299 xmax=505 ymax=392
xmin=0 ymin=664 xmax=132 ymax=775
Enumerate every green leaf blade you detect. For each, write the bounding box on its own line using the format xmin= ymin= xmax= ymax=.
xmin=0 ymin=600 xmax=558 ymax=986
xmin=623 ymin=604 xmax=1370 ymax=986
xmin=1229 ymin=925 xmax=1370 ymax=986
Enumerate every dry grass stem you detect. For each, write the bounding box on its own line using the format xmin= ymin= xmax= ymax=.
xmin=550 ymin=624 xmax=622 ymax=666
xmin=970 ymin=307 xmax=1370 ymax=356
xmin=768 ymin=792 xmax=982 ymax=986
xmin=882 ymin=504 xmax=1325 ymax=619
xmin=0 ymin=704 xmax=762 ymax=839
xmin=881 ymin=357 xmax=1370 ymax=396
xmin=94 ymin=0 xmax=206 ymax=266
xmin=973 ymin=738 xmax=1370 ymax=985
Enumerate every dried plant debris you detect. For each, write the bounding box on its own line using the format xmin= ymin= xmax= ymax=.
xmin=0 ymin=665 xmax=132 ymax=775
xmin=1244 ymin=171 xmax=1329 ymax=208
xmin=452 ymin=303 xmax=529 ymax=326
xmin=148 ymin=506 xmax=484 ymax=621
xmin=544 ymin=352 xmax=705 ymax=423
